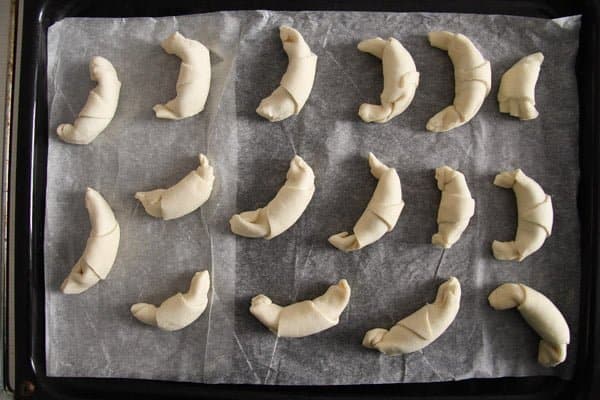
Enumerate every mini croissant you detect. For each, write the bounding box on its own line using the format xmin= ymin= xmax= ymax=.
xmin=426 ymin=32 xmax=491 ymax=133
xmin=250 ymin=279 xmax=350 ymax=338
xmin=60 ymin=188 xmax=120 ymax=294
xmin=357 ymin=37 xmax=419 ymax=123
xmin=230 ymin=155 xmax=315 ymax=239
xmin=153 ymin=32 xmax=211 ymax=120
xmin=492 ymin=169 xmax=553 ymax=261
xmin=131 ymin=271 xmax=210 ymax=331
xmin=363 ymin=277 xmax=461 ymax=355
xmin=432 ymin=166 xmax=475 ymax=248
xmin=489 ymin=283 xmax=570 ymax=367
xmin=498 ymin=52 xmax=544 ymax=120
xmin=256 ymin=26 xmax=318 ymax=122
xmin=135 ymin=154 xmax=214 ymax=220
xmin=56 ymin=56 xmax=121 ymax=144
xmin=329 ymin=153 xmax=404 ymax=252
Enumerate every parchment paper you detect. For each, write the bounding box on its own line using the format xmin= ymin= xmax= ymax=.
xmin=45 ymin=11 xmax=581 ymax=385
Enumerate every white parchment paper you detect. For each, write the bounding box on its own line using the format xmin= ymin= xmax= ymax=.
xmin=45 ymin=11 xmax=581 ymax=385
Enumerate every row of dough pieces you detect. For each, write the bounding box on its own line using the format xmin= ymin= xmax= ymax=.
xmin=55 ymin=26 xmax=544 ymax=145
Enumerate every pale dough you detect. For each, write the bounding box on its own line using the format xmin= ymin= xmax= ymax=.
xmin=492 ymin=169 xmax=553 ymax=261
xmin=56 ymin=56 xmax=121 ymax=145
xmin=363 ymin=277 xmax=461 ymax=355
xmin=131 ymin=271 xmax=210 ymax=331
xmin=432 ymin=166 xmax=475 ymax=248
xmin=153 ymin=32 xmax=211 ymax=120
xmin=135 ymin=154 xmax=214 ymax=220
xmin=230 ymin=155 xmax=315 ymax=239
xmin=256 ymin=26 xmax=318 ymax=122
xmin=357 ymin=37 xmax=420 ymax=123
xmin=250 ymin=279 xmax=350 ymax=338
xmin=60 ymin=188 xmax=120 ymax=294
xmin=329 ymin=153 xmax=404 ymax=252
xmin=498 ymin=52 xmax=544 ymax=120
xmin=489 ymin=283 xmax=570 ymax=367
xmin=426 ymin=31 xmax=491 ymax=133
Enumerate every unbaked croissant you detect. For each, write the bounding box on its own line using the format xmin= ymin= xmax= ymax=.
xmin=498 ymin=52 xmax=544 ymax=120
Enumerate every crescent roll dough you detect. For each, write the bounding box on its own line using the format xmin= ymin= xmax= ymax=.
xmin=426 ymin=32 xmax=491 ymax=133
xmin=256 ymin=26 xmax=318 ymax=122
xmin=492 ymin=169 xmax=553 ymax=261
xmin=135 ymin=154 xmax=214 ymax=220
xmin=488 ymin=283 xmax=570 ymax=367
xmin=60 ymin=188 xmax=120 ymax=294
xmin=329 ymin=153 xmax=404 ymax=252
xmin=153 ymin=32 xmax=211 ymax=120
xmin=498 ymin=52 xmax=544 ymax=120
xmin=363 ymin=277 xmax=461 ymax=355
xmin=432 ymin=166 xmax=475 ymax=248
xmin=131 ymin=271 xmax=210 ymax=331
xmin=56 ymin=56 xmax=121 ymax=145
xmin=357 ymin=37 xmax=420 ymax=123
xmin=250 ymin=279 xmax=350 ymax=338
xmin=230 ymin=155 xmax=315 ymax=239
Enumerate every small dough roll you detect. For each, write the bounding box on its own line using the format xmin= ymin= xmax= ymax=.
xmin=256 ymin=26 xmax=318 ymax=122
xmin=488 ymin=283 xmax=570 ymax=367
xmin=492 ymin=169 xmax=553 ymax=261
xmin=432 ymin=166 xmax=475 ymax=248
xmin=329 ymin=153 xmax=404 ymax=251
xmin=498 ymin=52 xmax=544 ymax=120
xmin=230 ymin=155 xmax=315 ymax=239
xmin=56 ymin=56 xmax=121 ymax=145
xmin=135 ymin=154 xmax=215 ymax=220
xmin=153 ymin=32 xmax=211 ymax=120
xmin=363 ymin=277 xmax=461 ymax=355
xmin=250 ymin=279 xmax=350 ymax=338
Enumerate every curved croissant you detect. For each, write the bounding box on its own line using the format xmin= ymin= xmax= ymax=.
xmin=426 ymin=32 xmax=491 ymax=133
xmin=135 ymin=154 xmax=214 ymax=220
xmin=498 ymin=52 xmax=544 ymax=120
xmin=256 ymin=26 xmax=318 ymax=122
xmin=153 ymin=32 xmax=211 ymax=120
xmin=432 ymin=166 xmax=475 ymax=248
xmin=131 ymin=271 xmax=210 ymax=331
xmin=250 ymin=279 xmax=350 ymax=338
xmin=56 ymin=56 xmax=121 ymax=144
xmin=329 ymin=153 xmax=404 ymax=252
xmin=357 ymin=37 xmax=420 ymax=123
xmin=492 ymin=169 xmax=553 ymax=261
xmin=60 ymin=188 xmax=120 ymax=294
xmin=363 ymin=277 xmax=461 ymax=355
xmin=488 ymin=283 xmax=570 ymax=367
xmin=230 ymin=155 xmax=315 ymax=239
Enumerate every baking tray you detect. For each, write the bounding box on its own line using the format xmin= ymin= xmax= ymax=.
xmin=8 ymin=0 xmax=600 ymax=399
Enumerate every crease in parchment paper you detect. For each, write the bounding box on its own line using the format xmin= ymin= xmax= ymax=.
xmin=45 ymin=11 xmax=581 ymax=385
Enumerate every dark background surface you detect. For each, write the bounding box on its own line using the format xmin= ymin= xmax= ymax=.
xmin=10 ymin=0 xmax=600 ymax=399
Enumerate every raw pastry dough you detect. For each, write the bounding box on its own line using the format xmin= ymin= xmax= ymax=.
xmin=426 ymin=31 xmax=491 ymax=132
xmin=488 ymin=283 xmax=570 ymax=367
xmin=256 ymin=26 xmax=318 ymax=122
xmin=250 ymin=279 xmax=350 ymax=338
xmin=230 ymin=155 xmax=315 ymax=239
xmin=492 ymin=169 xmax=553 ymax=261
xmin=357 ymin=37 xmax=420 ymax=123
xmin=153 ymin=32 xmax=211 ymax=120
xmin=363 ymin=277 xmax=461 ymax=355
xmin=135 ymin=154 xmax=214 ymax=220
xmin=131 ymin=271 xmax=210 ymax=331
xmin=498 ymin=52 xmax=544 ymax=120
xmin=56 ymin=56 xmax=121 ymax=145
xmin=432 ymin=166 xmax=475 ymax=248
xmin=329 ymin=153 xmax=404 ymax=252
xmin=60 ymin=188 xmax=120 ymax=294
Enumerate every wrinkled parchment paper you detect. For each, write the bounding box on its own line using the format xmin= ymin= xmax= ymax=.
xmin=45 ymin=11 xmax=581 ymax=384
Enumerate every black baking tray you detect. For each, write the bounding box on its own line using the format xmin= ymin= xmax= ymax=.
xmin=9 ymin=0 xmax=600 ymax=399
